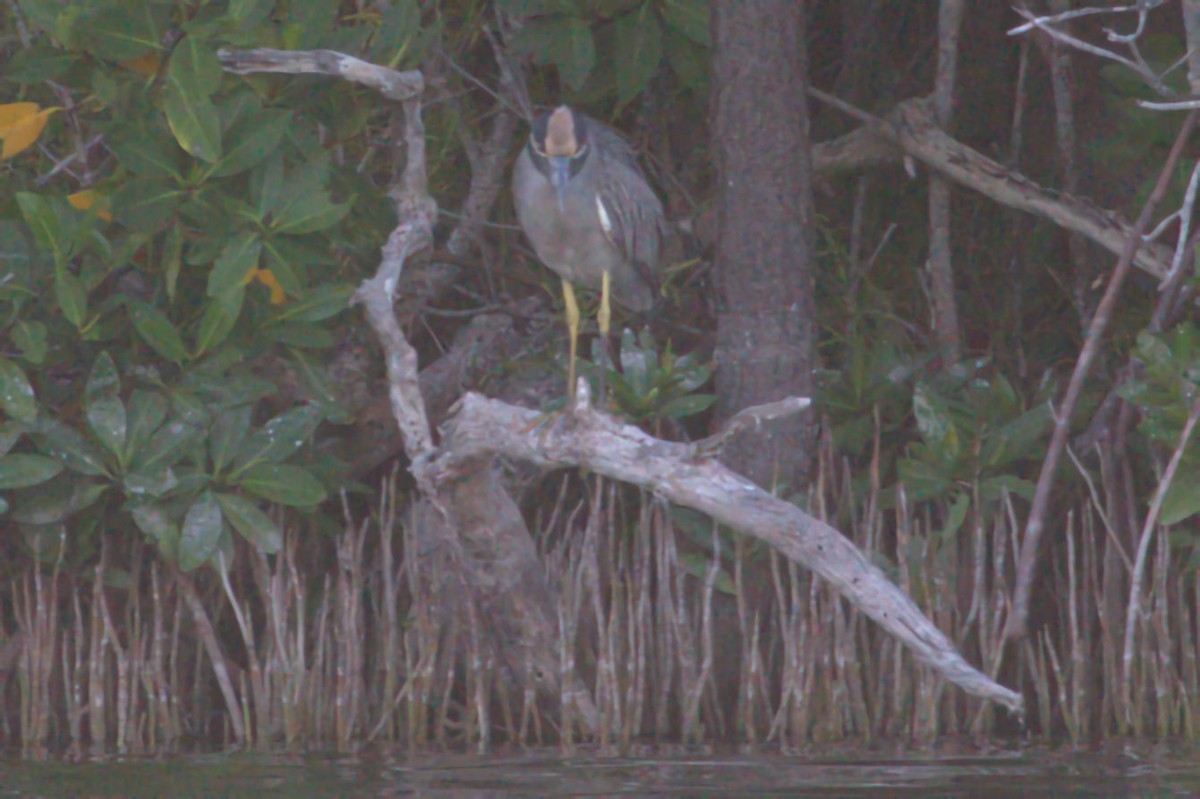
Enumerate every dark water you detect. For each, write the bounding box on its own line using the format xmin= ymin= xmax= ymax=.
xmin=2 ymin=745 xmax=1199 ymax=797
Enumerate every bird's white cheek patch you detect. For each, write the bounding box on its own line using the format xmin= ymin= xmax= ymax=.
xmin=595 ymin=195 xmax=613 ymax=236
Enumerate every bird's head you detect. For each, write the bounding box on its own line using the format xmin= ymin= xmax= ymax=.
xmin=530 ymin=106 xmax=590 ymax=210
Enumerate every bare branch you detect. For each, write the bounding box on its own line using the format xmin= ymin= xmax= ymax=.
xmin=809 ymin=91 xmax=1174 ymax=280
xmin=431 ymin=393 xmax=1025 ymax=715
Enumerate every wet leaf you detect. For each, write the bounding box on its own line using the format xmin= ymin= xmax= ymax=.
xmin=130 ymin=302 xmax=188 ymax=364
xmin=238 ymin=462 xmax=327 ymax=507
xmin=85 ymin=351 xmax=127 ymax=458
xmin=0 ymin=357 xmax=38 ymax=423
xmin=209 ymin=110 xmax=292 ymax=178
xmin=180 ymin=491 xmax=223 ymax=571
xmin=32 ymin=419 xmax=110 ymax=477
xmin=216 ymin=492 xmax=282 ymax=553
xmin=0 ymin=454 xmax=63 ymax=489
xmin=235 ymin=404 xmax=324 ymax=469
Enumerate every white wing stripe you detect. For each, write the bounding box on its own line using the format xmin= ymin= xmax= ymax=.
xmin=595 ymin=194 xmax=613 ymax=236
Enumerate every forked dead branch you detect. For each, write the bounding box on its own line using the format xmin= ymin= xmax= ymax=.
xmin=218 ymin=48 xmax=1024 ymax=718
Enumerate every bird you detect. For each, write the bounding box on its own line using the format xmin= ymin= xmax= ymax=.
xmin=512 ymin=105 xmax=665 ymax=403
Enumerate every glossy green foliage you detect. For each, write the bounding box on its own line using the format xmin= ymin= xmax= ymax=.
xmin=1120 ymin=324 xmax=1200 ymax=526
xmin=503 ymin=0 xmax=709 ymax=102
xmin=895 ymin=360 xmax=1051 ymax=523
xmin=0 ymin=0 xmax=421 ymax=570
xmin=597 ymin=328 xmax=714 ymax=424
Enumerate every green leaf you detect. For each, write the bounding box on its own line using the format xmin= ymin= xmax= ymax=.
xmin=978 ymin=475 xmax=1037 ymax=503
xmin=658 ymin=393 xmax=715 ymax=420
xmin=207 ymin=233 xmax=262 ymax=297
xmin=268 ymin=284 xmax=353 ymax=324
xmin=619 ymin=328 xmax=651 ymax=394
xmin=238 ymin=462 xmax=327 ymax=506
xmin=912 ymin=382 xmax=960 ymax=461
xmin=131 ymin=502 xmax=180 ymax=560
xmin=0 ymin=454 xmax=63 ymax=489
xmin=369 ymin=0 xmax=422 ymax=67
xmin=110 ymin=129 xmax=186 ymax=181
xmin=614 ymin=4 xmax=662 ymax=104
xmin=981 ymin=403 xmax=1052 ymax=468
xmin=12 ymin=320 xmax=48 ymax=365
xmin=10 ymin=476 xmax=72 ymax=525
xmin=16 ymin=192 xmax=68 ymax=268
xmin=209 ymin=110 xmax=292 ymax=179
xmin=936 ymin=491 xmax=971 ymax=541
xmin=54 ymin=272 xmax=88 ymax=329
xmin=78 ymin=1 xmax=166 ymax=61
xmin=676 ymin=552 xmax=736 ymax=595
xmin=32 ymin=419 xmax=110 ymax=477
xmin=179 ymin=491 xmax=223 ymax=571
xmin=209 ymin=404 xmax=252 ymax=475
xmin=271 ymin=192 xmax=354 ymax=235
xmin=170 ymin=34 xmax=223 ymax=95
xmin=896 ymin=454 xmax=951 ymax=503
xmin=661 ymin=0 xmax=709 ymax=45
xmin=0 ymin=421 xmax=27 ymax=458
xmin=1161 ymin=476 xmax=1200 ymax=525
xmin=266 ymin=323 xmax=333 ymax=349
xmin=130 ymin=303 xmax=188 ymax=364
xmin=0 ymin=357 xmax=38 ymax=423
xmin=216 ymin=492 xmax=281 ymax=553
xmin=234 ymin=404 xmax=324 ymax=469
xmin=132 ymin=418 xmax=201 ymax=474
xmin=123 ymin=467 xmax=179 ymax=498
xmin=113 ymin=178 xmax=185 ymax=232
xmin=163 ymin=36 xmax=223 ymax=163
xmin=194 ymin=287 xmax=245 ymax=355
xmin=3 ymin=48 xmax=79 ymax=83
xmin=124 ymin=389 xmax=169 ymax=463
xmin=164 ymin=82 xmax=222 ymax=163
xmin=85 ymin=352 xmax=127 ymax=459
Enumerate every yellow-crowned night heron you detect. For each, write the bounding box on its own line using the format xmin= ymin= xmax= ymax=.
xmin=513 ymin=105 xmax=665 ymax=400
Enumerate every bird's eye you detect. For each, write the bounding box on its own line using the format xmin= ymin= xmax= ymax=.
xmin=530 ymin=138 xmax=547 ymax=157
xmin=572 ymin=142 xmax=589 ymax=161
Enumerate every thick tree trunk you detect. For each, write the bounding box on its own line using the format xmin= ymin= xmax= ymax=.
xmin=710 ymin=0 xmax=816 ymax=491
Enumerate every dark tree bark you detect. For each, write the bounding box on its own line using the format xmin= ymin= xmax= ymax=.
xmin=710 ymin=0 xmax=817 ymax=490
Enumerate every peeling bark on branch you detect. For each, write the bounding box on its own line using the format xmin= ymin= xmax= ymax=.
xmin=430 ymin=391 xmax=1024 ymax=715
xmin=810 ymin=92 xmax=1174 ymax=281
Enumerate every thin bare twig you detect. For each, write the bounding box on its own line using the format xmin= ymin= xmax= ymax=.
xmin=1006 ymin=110 xmax=1199 ymax=641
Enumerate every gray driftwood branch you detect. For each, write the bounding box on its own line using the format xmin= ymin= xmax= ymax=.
xmin=810 ymin=91 xmax=1174 ymax=281
xmin=431 ymin=387 xmax=1024 ymax=714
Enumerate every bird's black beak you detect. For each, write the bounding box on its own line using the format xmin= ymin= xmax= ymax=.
xmin=549 ymin=156 xmax=571 ymax=212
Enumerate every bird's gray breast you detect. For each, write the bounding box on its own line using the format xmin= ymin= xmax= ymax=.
xmin=513 ymin=149 xmax=623 ymax=293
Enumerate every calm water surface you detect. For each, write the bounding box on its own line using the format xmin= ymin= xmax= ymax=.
xmin=2 ymin=745 xmax=1199 ymax=797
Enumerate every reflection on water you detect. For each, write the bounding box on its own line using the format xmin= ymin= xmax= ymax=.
xmin=2 ymin=745 xmax=1200 ymax=798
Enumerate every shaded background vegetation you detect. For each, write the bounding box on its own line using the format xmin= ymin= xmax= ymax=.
xmin=1 ymin=0 xmax=1199 ymax=753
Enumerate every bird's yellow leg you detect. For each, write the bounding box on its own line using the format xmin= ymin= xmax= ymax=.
xmin=596 ymin=270 xmax=612 ymax=405
xmin=562 ymin=277 xmax=580 ymax=402
xmin=598 ymin=269 xmax=611 ymax=340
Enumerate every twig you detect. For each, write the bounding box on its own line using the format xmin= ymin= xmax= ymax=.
xmin=1120 ymin=394 xmax=1200 ymax=723
xmin=1006 ymin=110 xmax=1200 ymax=641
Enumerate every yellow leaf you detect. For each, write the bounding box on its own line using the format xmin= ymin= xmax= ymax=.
xmin=0 ymin=102 xmax=41 ymax=128
xmin=67 ymin=189 xmax=113 ymax=222
xmin=0 ymin=103 xmax=61 ymax=160
xmin=120 ymin=51 xmax=162 ymax=76
xmin=253 ymin=268 xmax=287 ymax=306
